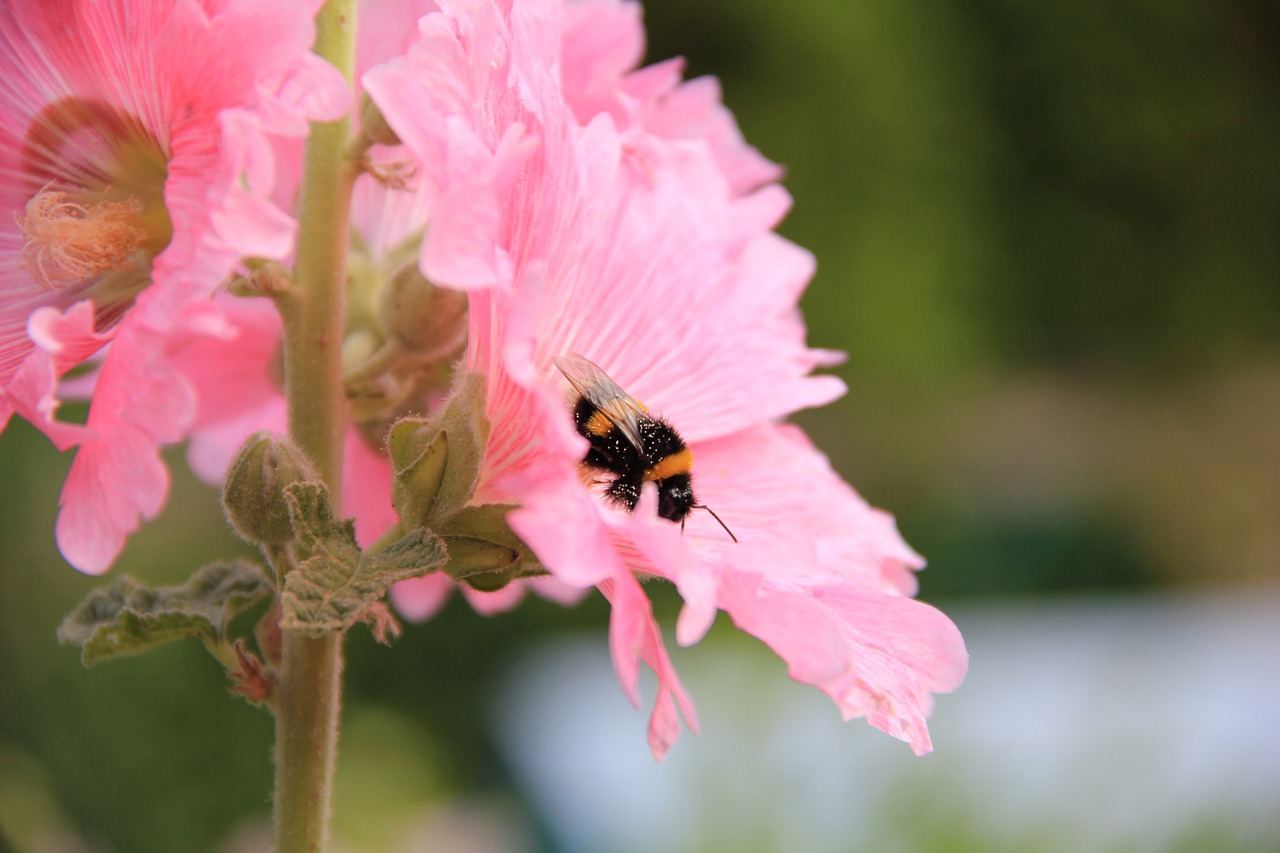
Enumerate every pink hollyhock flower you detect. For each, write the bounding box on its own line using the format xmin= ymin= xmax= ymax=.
xmin=0 ymin=0 xmax=346 ymax=572
xmin=367 ymin=0 xmax=967 ymax=758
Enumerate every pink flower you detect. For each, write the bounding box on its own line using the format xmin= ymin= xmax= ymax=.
xmin=0 ymin=0 xmax=346 ymax=572
xmin=368 ymin=0 xmax=967 ymax=758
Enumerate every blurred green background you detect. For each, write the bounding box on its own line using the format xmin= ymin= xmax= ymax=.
xmin=2 ymin=1 xmax=1277 ymax=851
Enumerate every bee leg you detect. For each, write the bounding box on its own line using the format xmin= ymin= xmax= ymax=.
xmin=604 ymin=473 xmax=642 ymax=511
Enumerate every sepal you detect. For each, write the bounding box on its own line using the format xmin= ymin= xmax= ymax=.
xmin=440 ymin=536 xmax=520 ymax=591
xmin=436 ymin=504 xmax=545 ymax=592
xmin=387 ymin=372 xmax=489 ymax=527
xmin=57 ymin=560 xmax=273 ymax=666
xmin=386 ymin=420 xmax=448 ymax=525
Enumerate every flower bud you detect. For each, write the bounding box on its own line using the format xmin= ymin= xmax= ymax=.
xmin=359 ymin=93 xmax=401 ymax=147
xmin=387 ymin=417 xmax=449 ymax=525
xmin=378 ymin=262 xmax=469 ymax=360
xmin=443 ymin=536 xmax=521 ymax=593
xmin=385 ymin=373 xmax=489 ymax=527
xmin=222 ymin=432 xmax=319 ymax=547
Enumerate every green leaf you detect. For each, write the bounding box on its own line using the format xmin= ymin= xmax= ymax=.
xmin=367 ymin=526 xmax=452 ymax=576
xmin=280 ymin=483 xmax=447 ymax=635
xmin=57 ymin=560 xmax=273 ymax=666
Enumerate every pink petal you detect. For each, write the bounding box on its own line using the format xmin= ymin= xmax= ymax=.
xmin=599 ymin=570 xmax=700 ymax=760
xmin=0 ymin=346 xmax=89 ymax=451
xmin=678 ymin=425 xmax=926 ymax=594
xmin=525 ymin=574 xmax=590 ymax=607
xmin=342 ymin=429 xmax=397 ymax=548
xmin=718 ymin=573 xmax=852 ymax=687
xmin=507 ymin=463 xmax=622 ymax=589
xmin=560 ymin=0 xmax=645 ymax=124
xmin=27 ymin=302 xmax=114 ymax=376
xmin=391 ymin=574 xmax=455 ymax=623
xmin=57 ymin=423 xmax=170 ymax=574
xmin=419 ymin=121 xmax=530 ymax=289
xmin=461 ymin=583 xmax=528 ymax=615
xmin=357 ymin=0 xmax=442 ymax=75
xmin=1 ymin=302 xmax=105 ymax=448
xmin=167 ymin=300 xmax=281 ymax=431
xmin=55 ymin=320 xmax=197 ymax=574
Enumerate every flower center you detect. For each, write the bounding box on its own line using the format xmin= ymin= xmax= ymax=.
xmin=18 ymin=97 xmax=173 ymax=325
xmin=16 ymin=188 xmax=148 ymax=289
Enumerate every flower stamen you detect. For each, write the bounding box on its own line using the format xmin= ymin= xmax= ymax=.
xmin=16 ymin=187 xmax=148 ymax=290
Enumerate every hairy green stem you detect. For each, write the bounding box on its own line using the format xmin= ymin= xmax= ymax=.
xmin=273 ymin=1 xmax=356 ymax=851
xmin=273 ymin=634 xmax=345 ymax=853
xmin=281 ymin=9 xmax=357 ymax=492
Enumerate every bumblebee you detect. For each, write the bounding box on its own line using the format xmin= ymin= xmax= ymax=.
xmin=554 ymin=353 xmax=736 ymax=542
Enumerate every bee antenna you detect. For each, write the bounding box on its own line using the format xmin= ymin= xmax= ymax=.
xmin=694 ymin=504 xmax=738 ymax=544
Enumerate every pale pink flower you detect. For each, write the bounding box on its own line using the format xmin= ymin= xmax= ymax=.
xmin=368 ymin=0 xmax=967 ymax=758
xmin=0 ymin=0 xmax=346 ymax=572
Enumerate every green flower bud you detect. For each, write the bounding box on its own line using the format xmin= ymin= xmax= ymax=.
xmin=359 ymin=93 xmax=401 ymax=147
xmin=443 ymin=536 xmax=521 ymax=593
xmin=222 ymin=432 xmax=319 ymax=547
xmin=378 ymin=262 xmax=469 ymax=359
xmin=387 ymin=417 xmax=449 ymax=527
xmin=384 ymin=373 xmax=489 ymax=528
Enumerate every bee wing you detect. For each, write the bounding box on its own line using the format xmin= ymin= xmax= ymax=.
xmin=553 ymin=353 xmax=649 ymax=455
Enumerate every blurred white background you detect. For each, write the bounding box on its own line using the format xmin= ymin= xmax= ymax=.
xmin=497 ymin=590 xmax=1280 ymax=853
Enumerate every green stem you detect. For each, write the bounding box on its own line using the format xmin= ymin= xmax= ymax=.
xmin=273 ymin=634 xmax=344 ymax=852
xmin=282 ymin=10 xmax=357 ymax=493
xmin=273 ymin=1 xmax=356 ymax=851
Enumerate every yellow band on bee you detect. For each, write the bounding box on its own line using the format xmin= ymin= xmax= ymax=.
xmin=585 ymin=410 xmax=615 ymax=436
xmin=644 ymin=447 xmax=693 ymax=482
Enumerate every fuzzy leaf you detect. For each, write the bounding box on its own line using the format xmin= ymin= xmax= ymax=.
xmin=57 ymin=560 xmax=272 ymax=666
xmin=280 ymin=483 xmax=447 ymax=635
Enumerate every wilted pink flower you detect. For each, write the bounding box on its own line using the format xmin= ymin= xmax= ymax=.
xmin=368 ymin=0 xmax=967 ymax=758
xmin=0 ymin=0 xmax=346 ymax=572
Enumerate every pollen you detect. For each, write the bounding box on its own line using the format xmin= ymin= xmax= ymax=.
xmin=16 ymin=187 xmax=148 ymax=290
